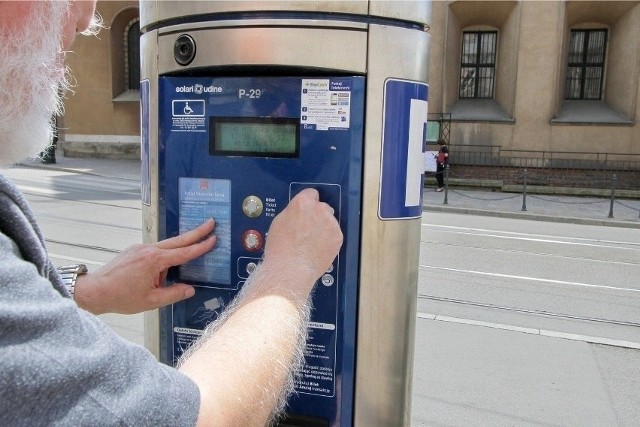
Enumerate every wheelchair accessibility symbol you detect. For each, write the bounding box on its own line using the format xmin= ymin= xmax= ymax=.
xmin=172 ymin=99 xmax=205 ymax=117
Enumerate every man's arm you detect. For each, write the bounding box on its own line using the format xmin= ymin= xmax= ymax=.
xmin=178 ymin=188 xmax=343 ymax=426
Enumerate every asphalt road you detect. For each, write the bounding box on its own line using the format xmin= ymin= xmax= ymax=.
xmin=419 ymin=213 xmax=640 ymax=344
xmin=5 ymin=164 xmax=640 ymax=426
xmin=414 ymin=211 xmax=640 ymax=426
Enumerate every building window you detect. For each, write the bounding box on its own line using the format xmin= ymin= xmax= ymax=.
xmin=125 ymin=19 xmax=140 ymax=91
xmin=459 ymin=31 xmax=497 ymax=99
xmin=565 ymin=29 xmax=607 ymax=100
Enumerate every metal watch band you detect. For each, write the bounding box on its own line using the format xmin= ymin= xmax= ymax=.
xmin=58 ymin=264 xmax=88 ymax=300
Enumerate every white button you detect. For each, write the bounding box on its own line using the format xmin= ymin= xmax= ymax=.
xmin=321 ymin=274 xmax=334 ymax=287
xmin=246 ymin=262 xmax=257 ymax=275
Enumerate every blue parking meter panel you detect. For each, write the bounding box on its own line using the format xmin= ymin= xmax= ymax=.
xmin=158 ymin=76 xmax=365 ymax=426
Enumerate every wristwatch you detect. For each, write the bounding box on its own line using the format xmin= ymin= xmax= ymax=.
xmin=58 ymin=264 xmax=88 ymax=300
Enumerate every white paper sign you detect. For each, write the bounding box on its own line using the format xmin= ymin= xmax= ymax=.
xmin=424 ymin=150 xmax=438 ymax=172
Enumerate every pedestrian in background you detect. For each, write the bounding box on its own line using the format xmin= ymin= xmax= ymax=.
xmin=435 ymin=138 xmax=449 ymax=192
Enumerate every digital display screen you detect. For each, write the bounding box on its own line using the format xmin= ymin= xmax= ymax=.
xmin=210 ymin=117 xmax=299 ymax=158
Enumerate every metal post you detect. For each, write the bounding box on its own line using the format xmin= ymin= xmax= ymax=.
xmin=443 ymin=164 xmax=449 ymax=205
xmin=521 ymin=169 xmax=527 ymax=212
xmin=608 ymin=174 xmax=617 ymax=218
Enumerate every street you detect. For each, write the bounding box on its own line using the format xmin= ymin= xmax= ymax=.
xmin=5 ymin=164 xmax=640 ymax=426
xmin=419 ymin=213 xmax=640 ymax=344
xmin=414 ymin=212 xmax=640 ymax=426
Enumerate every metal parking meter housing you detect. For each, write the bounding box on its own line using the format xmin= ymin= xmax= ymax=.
xmin=140 ymin=2 xmax=431 ymax=425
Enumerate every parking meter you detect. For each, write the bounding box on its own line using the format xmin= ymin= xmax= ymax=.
xmin=140 ymin=2 xmax=430 ymax=426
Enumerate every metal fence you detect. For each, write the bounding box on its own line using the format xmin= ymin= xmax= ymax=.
xmin=447 ymin=145 xmax=640 ymax=190
xmin=436 ymin=165 xmax=640 ymax=220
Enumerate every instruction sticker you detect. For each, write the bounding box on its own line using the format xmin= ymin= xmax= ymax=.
xmin=173 ymin=327 xmax=202 ymax=359
xmin=295 ymin=322 xmax=337 ymax=397
xmin=300 ymin=79 xmax=351 ymax=131
xmin=178 ymin=178 xmax=232 ymax=287
xmin=172 ymin=99 xmax=206 ymax=132
xmin=172 ymin=291 xmax=230 ymax=361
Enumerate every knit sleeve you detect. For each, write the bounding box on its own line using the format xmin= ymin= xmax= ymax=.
xmin=0 ymin=231 xmax=201 ymax=426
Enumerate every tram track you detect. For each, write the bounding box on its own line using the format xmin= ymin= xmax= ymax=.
xmin=421 ymin=240 xmax=640 ymax=267
xmin=422 ymin=223 xmax=640 ymax=249
xmin=45 ymin=238 xmax=123 ymax=254
xmin=19 ymin=189 xmax=141 ymax=211
xmin=34 ymin=211 xmax=141 ymax=232
xmin=419 ymin=217 xmax=640 ymax=348
xmin=417 ymin=293 xmax=640 ymax=329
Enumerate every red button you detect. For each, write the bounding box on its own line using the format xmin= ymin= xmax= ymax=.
xmin=242 ymin=230 xmax=264 ymax=251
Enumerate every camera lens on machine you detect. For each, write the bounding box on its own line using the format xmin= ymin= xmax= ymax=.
xmin=174 ymin=34 xmax=196 ymax=66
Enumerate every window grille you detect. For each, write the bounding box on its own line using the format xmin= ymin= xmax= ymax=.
xmin=565 ymin=29 xmax=607 ymax=100
xmin=459 ymin=31 xmax=497 ymax=99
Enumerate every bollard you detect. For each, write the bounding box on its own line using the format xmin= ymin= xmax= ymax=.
xmin=443 ymin=164 xmax=449 ymax=205
xmin=521 ymin=169 xmax=527 ymax=212
xmin=608 ymin=174 xmax=617 ymax=218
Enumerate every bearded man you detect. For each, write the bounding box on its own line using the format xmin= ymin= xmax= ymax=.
xmin=0 ymin=2 xmax=342 ymax=425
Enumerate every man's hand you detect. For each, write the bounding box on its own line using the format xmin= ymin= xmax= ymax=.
xmin=74 ymin=219 xmax=216 ymax=315
xmin=262 ymin=188 xmax=343 ymax=296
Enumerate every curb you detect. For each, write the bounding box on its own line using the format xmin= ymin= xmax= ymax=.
xmin=17 ymin=161 xmax=140 ymax=182
xmin=417 ymin=312 xmax=640 ymax=350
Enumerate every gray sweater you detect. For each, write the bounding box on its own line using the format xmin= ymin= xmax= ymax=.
xmin=0 ymin=173 xmax=200 ymax=426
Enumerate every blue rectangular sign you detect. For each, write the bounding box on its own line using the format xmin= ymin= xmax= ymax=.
xmin=379 ymin=79 xmax=429 ymax=220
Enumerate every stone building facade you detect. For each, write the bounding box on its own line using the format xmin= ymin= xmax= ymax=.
xmin=61 ymin=1 xmax=140 ymax=158
xmin=428 ymin=0 xmax=640 ymax=188
xmin=61 ymin=1 xmax=640 ymax=186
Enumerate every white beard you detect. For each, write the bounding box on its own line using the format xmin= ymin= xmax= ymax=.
xmin=0 ymin=2 xmax=69 ymax=168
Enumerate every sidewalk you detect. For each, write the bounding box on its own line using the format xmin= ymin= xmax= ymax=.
xmin=423 ymin=184 xmax=640 ymax=228
xmin=411 ymin=315 xmax=640 ymax=426
xmin=21 ymin=153 xmax=640 ymax=228
xmin=20 ymin=151 xmax=141 ymax=181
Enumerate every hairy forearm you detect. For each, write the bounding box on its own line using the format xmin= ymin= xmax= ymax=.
xmin=178 ymin=262 xmax=312 ymax=426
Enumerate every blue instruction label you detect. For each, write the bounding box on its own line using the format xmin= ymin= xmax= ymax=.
xmin=179 ymin=178 xmax=232 ymax=287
